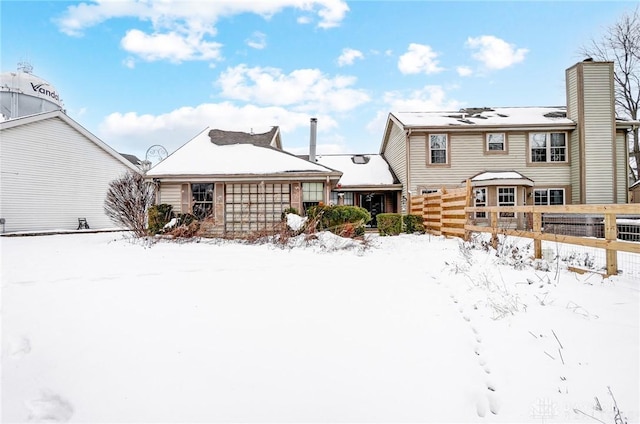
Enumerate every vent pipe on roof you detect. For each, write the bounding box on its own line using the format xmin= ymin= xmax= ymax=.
xmin=309 ymin=117 xmax=317 ymax=162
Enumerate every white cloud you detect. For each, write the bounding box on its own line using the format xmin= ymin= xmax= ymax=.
xmin=98 ymin=102 xmax=340 ymax=156
xmin=315 ymin=0 xmax=350 ymax=29
xmin=217 ymin=65 xmax=370 ymax=112
xmin=397 ymin=43 xmax=443 ymax=75
xmin=384 ymin=85 xmax=461 ymax=112
xmin=246 ymin=31 xmax=267 ymax=50
xmin=365 ymin=86 xmax=462 ymax=134
xmin=456 ymin=66 xmax=472 ymax=77
xmin=56 ymin=1 xmax=348 ymax=35
xmin=121 ymin=29 xmax=223 ymax=62
xmin=337 ymin=48 xmax=364 ymax=67
xmin=465 ymin=35 xmax=528 ymax=70
xmin=123 ymin=57 xmax=136 ymax=69
xmin=55 ymin=1 xmax=348 ymax=63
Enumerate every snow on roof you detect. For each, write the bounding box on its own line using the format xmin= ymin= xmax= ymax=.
xmin=471 ymin=171 xmax=531 ymax=182
xmin=393 ymin=107 xmax=575 ymax=127
xmin=147 ymin=128 xmax=335 ymax=176
xmin=314 ymin=154 xmax=396 ymax=186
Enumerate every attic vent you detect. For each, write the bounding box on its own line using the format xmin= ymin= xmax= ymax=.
xmin=447 ymin=114 xmax=465 ymax=119
xmin=457 ymin=119 xmax=475 ymax=124
xmin=352 ymin=155 xmax=370 ymax=164
xmin=473 ymin=115 xmax=488 ymax=119
xmin=544 ymin=111 xmax=567 ymax=118
xmin=497 ymin=113 xmax=509 ymax=118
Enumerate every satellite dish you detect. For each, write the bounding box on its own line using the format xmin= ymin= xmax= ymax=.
xmin=145 ymin=145 xmax=168 ymax=164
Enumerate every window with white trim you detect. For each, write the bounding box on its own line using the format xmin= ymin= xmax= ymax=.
xmin=486 ymin=133 xmax=506 ymax=152
xmin=474 ymin=187 xmax=487 ymax=218
xmin=529 ymin=132 xmax=567 ymax=163
xmin=428 ymin=134 xmax=448 ymax=165
xmin=498 ymin=187 xmax=515 ymax=218
xmin=534 ymin=188 xmax=565 ymax=205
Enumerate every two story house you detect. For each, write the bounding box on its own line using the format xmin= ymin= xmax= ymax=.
xmin=380 ymin=60 xmax=638 ymax=222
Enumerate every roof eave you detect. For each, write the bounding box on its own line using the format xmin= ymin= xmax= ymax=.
xmin=147 ymin=171 xmax=342 ymax=182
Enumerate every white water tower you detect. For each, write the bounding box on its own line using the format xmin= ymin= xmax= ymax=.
xmin=0 ymin=62 xmax=64 ymax=120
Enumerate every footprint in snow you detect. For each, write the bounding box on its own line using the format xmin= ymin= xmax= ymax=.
xmin=25 ymin=390 xmax=74 ymax=423
xmin=9 ymin=336 xmax=31 ymax=359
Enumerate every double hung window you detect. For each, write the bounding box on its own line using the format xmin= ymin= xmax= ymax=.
xmin=486 ymin=133 xmax=506 ymax=152
xmin=498 ymin=187 xmax=516 ymax=218
xmin=428 ymin=134 xmax=448 ymax=165
xmin=530 ymin=132 xmax=567 ymax=163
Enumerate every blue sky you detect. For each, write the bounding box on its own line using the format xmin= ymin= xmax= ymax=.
xmin=1 ymin=1 xmax=637 ymax=162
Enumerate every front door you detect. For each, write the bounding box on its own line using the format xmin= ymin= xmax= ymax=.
xmin=361 ymin=193 xmax=384 ymax=227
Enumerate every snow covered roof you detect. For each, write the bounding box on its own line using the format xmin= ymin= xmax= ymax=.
xmin=147 ymin=127 xmax=340 ymax=178
xmin=391 ymin=107 xmax=575 ymax=128
xmin=468 ymin=171 xmax=534 ymax=187
xmin=314 ymin=154 xmax=400 ymax=188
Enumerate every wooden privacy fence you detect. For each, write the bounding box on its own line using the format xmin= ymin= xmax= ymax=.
xmin=409 ymin=181 xmax=472 ymax=238
xmin=409 ymin=183 xmax=639 ymax=276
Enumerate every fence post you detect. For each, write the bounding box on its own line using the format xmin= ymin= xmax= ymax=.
xmin=533 ymin=212 xmax=542 ymax=259
xmin=604 ymin=213 xmax=618 ymax=276
xmin=490 ymin=211 xmax=498 ymax=249
xmin=464 ymin=179 xmax=472 ymax=241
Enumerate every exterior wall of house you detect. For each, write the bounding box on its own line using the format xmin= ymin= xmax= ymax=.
xmin=408 ymin=132 xmax=571 ymax=196
xmin=0 ymin=116 xmax=135 ymax=233
xmin=381 ymin=121 xmax=408 ymax=204
xmin=631 ymin=185 xmax=640 ymax=203
xmin=157 ymin=183 xmax=182 ymax=212
xmin=566 ymin=61 xmax=620 ymax=203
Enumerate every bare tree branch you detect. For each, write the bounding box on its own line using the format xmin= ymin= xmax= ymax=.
xmin=579 ymin=6 xmax=640 ymax=182
xmin=104 ymin=171 xmax=155 ymax=237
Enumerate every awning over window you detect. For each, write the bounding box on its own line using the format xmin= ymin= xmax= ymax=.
xmin=466 ymin=171 xmax=534 ymax=187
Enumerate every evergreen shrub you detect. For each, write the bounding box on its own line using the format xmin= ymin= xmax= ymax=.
xmin=306 ymin=205 xmax=371 ymax=237
xmin=376 ymin=213 xmax=403 ymax=236
xmin=403 ymin=214 xmax=425 ymax=234
xmin=148 ymin=204 xmax=174 ymax=235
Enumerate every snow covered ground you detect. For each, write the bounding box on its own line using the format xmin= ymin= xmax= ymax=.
xmin=1 ymin=231 xmax=638 ymax=423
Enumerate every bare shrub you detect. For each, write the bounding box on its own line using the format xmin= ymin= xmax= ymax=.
xmin=104 ymin=171 xmax=155 ymax=237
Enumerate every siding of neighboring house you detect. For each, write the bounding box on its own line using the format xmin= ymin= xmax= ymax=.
xmin=0 ymin=115 xmax=136 ymax=232
xmin=382 ymin=121 xmax=407 ymax=201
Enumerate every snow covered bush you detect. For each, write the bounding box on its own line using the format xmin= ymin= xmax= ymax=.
xmin=104 ymin=171 xmax=155 ymax=237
